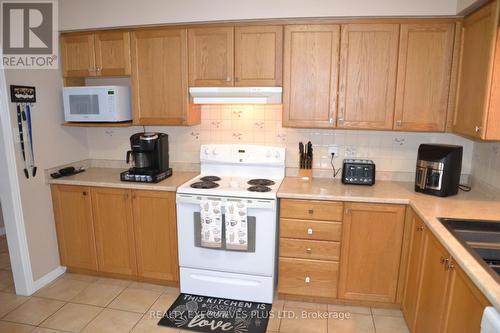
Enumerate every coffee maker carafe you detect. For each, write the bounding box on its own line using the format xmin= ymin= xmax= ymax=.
xmin=120 ymin=132 xmax=172 ymax=183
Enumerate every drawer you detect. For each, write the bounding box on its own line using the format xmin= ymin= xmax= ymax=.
xmin=278 ymin=258 xmax=338 ymax=298
xmin=280 ymin=218 xmax=342 ymax=241
xmin=280 ymin=199 xmax=343 ymax=221
xmin=280 ymin=238 xmax=340 ymax=261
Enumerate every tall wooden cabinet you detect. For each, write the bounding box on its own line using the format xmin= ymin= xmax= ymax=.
xmin=132 ymin=191 xmax=179 ymax=282
xmin=282 ymin=24 xmax=340 ymax=128
xmin=338 ymin=202 xmax=406 ymax=303
xmin=91 ymin=187 xmax=137 ymax=276
xmin=454 ymin=0 xmax=500 ymax=140
xmin=131 ymin=28 xmax=199 ymax=125
xmin=338 ymin=24 xmax=399 ymax=130
xmin=51 ymin=185 xmax=97 ymax=271
xmin=395 ymin=23 xmax=455 ymax=132
xmin=61 ymin=31 xmax=131 ymax=78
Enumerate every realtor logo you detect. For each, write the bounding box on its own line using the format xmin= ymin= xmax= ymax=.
xmin=1 ymin=0 xmax=58 ymax=69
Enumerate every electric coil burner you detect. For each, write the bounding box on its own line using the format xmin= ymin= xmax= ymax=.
xmin=248 ymin=185 xmax=272 ymax=192
xmin=190 ymin=181 xmax=219 ymax=189
xmin=200 ymin=176 xmax=221 ymax=182
xmin=247 ymin=179 xmax=275 ymax=186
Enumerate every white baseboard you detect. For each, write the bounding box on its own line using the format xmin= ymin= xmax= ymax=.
xmin=0 ymin=227 xmax=5 ymax=236
xmin=33 ymin=266 xmax=66 ymax=291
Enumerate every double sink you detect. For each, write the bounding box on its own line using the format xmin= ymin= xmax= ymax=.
xmin=439 ymin=218 xmax=500 ymax=282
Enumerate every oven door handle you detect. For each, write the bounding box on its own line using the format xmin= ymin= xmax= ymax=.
xmin=190 ymin=274 xmax=260 ymax=287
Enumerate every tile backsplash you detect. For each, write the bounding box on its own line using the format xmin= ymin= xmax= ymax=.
xmin=86 ymin=105 xmax=474 ymax=179
xmin=471 ymin=141 xmax=500 ymax=191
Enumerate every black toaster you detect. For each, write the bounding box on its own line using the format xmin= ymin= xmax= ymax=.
xmin=342 ymin=159 xmax=376 ymax=185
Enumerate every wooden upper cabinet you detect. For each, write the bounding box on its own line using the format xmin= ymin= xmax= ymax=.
xmin=188 ymin=27 xmax=234 ymax=86
xmin=282 ymin=24 xmax=340 ymax=128
xmin=454 ymin=0 xmax=500 ymax=140
xmin=338 ymin=24 xmax=399 ymax=130
xmin=131 ymin=28 xmax=199 ymax=125
xmin=395 ymin=24 xmax=455 ymax=132
xmin=61 ymin=33 xmax=96 ymax=77
xmin=94 ymin=31 xmax=131 ymax=76
xmin=414 ymin=231 xmax=451 ymax=333
xmin=442 ymin=260 xmax=491 ymax=333
xmin=91 ymin=187 xmax=137 ymax=276
xmin=402 ymin=212 xmax=427 ymax=332
xmin=338 ymin=203 xmax=406 ymax=303
xmin=132 ymin=190 xmax=179 ymax=282
xmin=51 ymin=185 xmax=97 ymax=271
xmin=234 ymin=26 xmax=283 ymax=86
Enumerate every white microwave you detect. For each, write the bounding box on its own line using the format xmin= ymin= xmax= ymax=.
xmin=62 ymin=86 xmax=132 ymax=122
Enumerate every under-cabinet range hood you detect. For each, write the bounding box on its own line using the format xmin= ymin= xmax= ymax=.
xmin=189 ymin=87 xmax=282 ymax=104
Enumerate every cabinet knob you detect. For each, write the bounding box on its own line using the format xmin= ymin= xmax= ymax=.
xmin=475 ymin=126 xmax=482 ymax=134
xmin=446 ymin=262 xmax=455 ymax=271
xmin=440 ymin=256 xmax=449 ymax=266
xmin=226 ymin=77 xmax=232 ymax=82
xmin=96 ymin=66 xmax=101 ymax=72
xmin=345 ymin=208 xmax=352 ymax=214
xmin=305 ymin=276 xmax=311 ymax=284
xmin=416 ymin=225 xmax=424 ymax=232
xmin=306 ymin=248 xmax=312 ymax=254
xmin=308 ymin=209 xmax=314 ymax=214
xmin=82 ymin=191 xmax=87 ymax=196
xmin=307 ymin=228 xmax=313 ymax=235
xmin=396 ymin=120 xmax=402 ymax=126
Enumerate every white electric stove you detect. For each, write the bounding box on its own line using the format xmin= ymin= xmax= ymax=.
xmin=176 ymin=144 xmax=285 ymax=303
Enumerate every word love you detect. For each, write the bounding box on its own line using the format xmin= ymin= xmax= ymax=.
xmin=187 ymin=314 xmax=235 ymax=331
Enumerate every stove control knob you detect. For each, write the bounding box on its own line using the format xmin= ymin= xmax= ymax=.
xmin=274 ymin=150 xmax=281 ymax=159
xmin=265 ymin=150 xmax=272 ymax=158
xmin=212 ymin=148 xmax=218 ymax=156
xmin=203 ymin=148 xmax=210 ymax=156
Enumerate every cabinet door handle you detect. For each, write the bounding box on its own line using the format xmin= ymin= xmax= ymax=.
xmin=96 ymin=66 xmax=101 ymax=72
xmin=307 ymin=228 xmax=313 ymax=235
xmin=305 ymin=276 xmax=311 ymax=284
xmin=416 ymin=225 xmax=424 ymax=232
xmin=475 ymin=126 xmax=482 ymax=134
xmin=440 ymin=256 xmax=449 ymax=266
xmin=308 ymin=209 xmax=314 ymax=214
xmin=446 ymin=262 xmax=455 ymax=271
xmin=395 ymin=120 xmax=402 ymax=126
xmin=82 ymin=191 xmax=87 ymax=196
xmin=306 ymin=248 xmax=312 ymax=254
xmin=225 ymin=77 xmax=232 ymax=82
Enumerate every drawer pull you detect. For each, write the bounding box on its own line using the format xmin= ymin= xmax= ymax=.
xmin=306 ymin=248 xmax=312 ymax=254
xmin=305 ymin=276 xmax=311 ymax=283
xmin=307 ymin=228 xmax=313 ymax=235
xmin=308 ymin=209 xmax=314 ymax=214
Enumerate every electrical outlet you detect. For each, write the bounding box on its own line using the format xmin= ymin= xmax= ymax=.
xmin=328 ymin=145 xmax=339 ymax=156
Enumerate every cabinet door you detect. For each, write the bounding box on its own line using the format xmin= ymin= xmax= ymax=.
xmin=94 ymin=30 xmax=131 ymax=76
xmin=454 ymin=1 xmax=499 ymax=139
xmin=91 ymin=187 xmax=136 ymax=276
xmin=338 ymin=203 xmax=406 ymax=303
xmin=414 ymin=232 xmax=450 ymax=333
xmin=131 ymin=28 xmax=191 ymax=125
xmin=234 ymin=26 xmax=283 ymax=86
xmin=51 ymin=185 xmax=97 ymax=271
xmin=338 ymin=24 xmax=399 ymax=129
xmin=442 ymin=262 xmax=490 ymax=333
xmin=61 ymin=32 xmax=96 ymax=77
xmin=282 ymin=24 xmax=340 ymax=128
xmin=132 ymin=190 xmax=178 ymax=282
xmin=401 ymin=213 xmax=427 ymax=331
xmin=395 ymin=24 xmax=455 ymax=132
xmin=188 ymin=27 xmax=234 ymax=86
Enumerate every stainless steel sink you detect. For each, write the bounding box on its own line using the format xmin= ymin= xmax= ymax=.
xmin=438 ymin=218 xmax=500 ymax=280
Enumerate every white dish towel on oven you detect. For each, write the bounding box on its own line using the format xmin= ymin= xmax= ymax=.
xmin=225 ymin=200 xmax=248 ymax=251
xmin=200 ymin=198 xmax=222 ymax=248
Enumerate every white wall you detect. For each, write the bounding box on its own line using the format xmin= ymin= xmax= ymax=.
xmin=4 ymin=69 xmax=88 ymax=280
xmin=0 ymin=202 xmax=4 ymax=234
xmin=59 ymin=0 xmax=458 ymax=31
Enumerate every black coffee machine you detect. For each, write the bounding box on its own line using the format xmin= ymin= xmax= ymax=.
xmin=120 ymin=132 xmax=172 ymax=183
xmin=415 ymin=144 xmax=463 ymax=197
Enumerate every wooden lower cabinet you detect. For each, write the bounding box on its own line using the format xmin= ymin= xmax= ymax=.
xmin=51 ymin=185 xmax=98 ymax=271
xmin=401 ymin=212 xmax=427 ymax=331
xmin=91 ymin=187 xmax=137 ymax=276
xmin=132 ymin=190 xmax=179 ymax=282
xmin=338 ymin=203 xmax=406 ymax=303
xmin=279 ymin=258 xmax=339 ymax=298
xmin=51 ymin=185 xmax=179 ymax=283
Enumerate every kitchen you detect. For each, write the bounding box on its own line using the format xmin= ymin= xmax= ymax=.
xmin=0 ymin=0 xmax=500 ymax=332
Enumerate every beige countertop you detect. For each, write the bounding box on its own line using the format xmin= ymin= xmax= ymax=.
xmin=47 ymin=167 xmax=197 ymax=192
xmin=278 ymin=177 xmax=500 ymax=311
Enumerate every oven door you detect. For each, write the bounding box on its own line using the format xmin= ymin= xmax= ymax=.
xmin=176 ymin=194 xmax=277 ymax=277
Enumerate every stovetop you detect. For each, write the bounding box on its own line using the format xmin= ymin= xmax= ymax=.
xmin=177 ymin=175 xmax=283 ymax=199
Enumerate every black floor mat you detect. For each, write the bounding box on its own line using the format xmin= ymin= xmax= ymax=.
xmin=158 ymin=293 xmax=272 ymax=333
